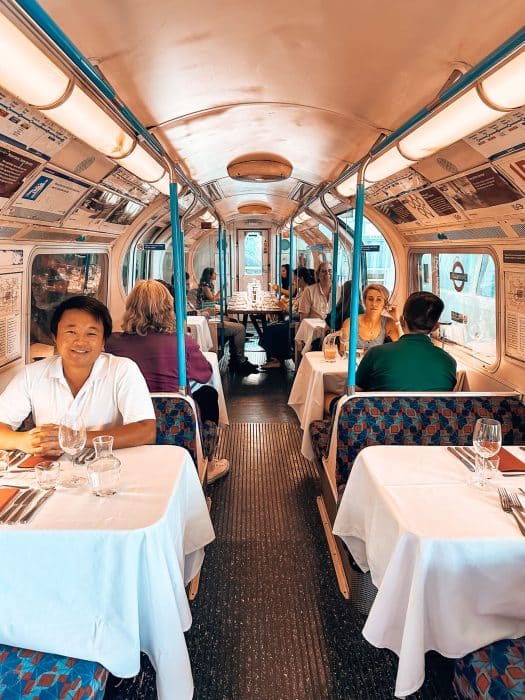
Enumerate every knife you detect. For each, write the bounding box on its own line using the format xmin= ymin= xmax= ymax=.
xmin=456 ymin=446 xmax=478 ymax=469
xmin=447 ymin=446 xmax=475 ymax=472
xmin=0 ymin=489 xmax=37 ymax=523
xmin=19 ymin=489 xmax=54 ymax=524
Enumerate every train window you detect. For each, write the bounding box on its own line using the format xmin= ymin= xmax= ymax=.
xmin=243 ymin=231 xmax=262 ymax=276
xmin=413 ymin=251 xmax=497 ymax=364
xmin=336 ymin=210 xmax=396 ymax=292
xmin=30 ymin=252 xmax=108 ymax=359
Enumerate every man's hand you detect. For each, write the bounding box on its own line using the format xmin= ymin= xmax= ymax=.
xmin=19 ymin=424 xmax=62 ymax=456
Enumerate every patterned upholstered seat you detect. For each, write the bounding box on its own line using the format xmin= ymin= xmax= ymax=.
xmin=452 ymin=637 xmax=525 ymax=699
xmin=151 ymin=394 xmax=200 ymax=465
xmin=201 ymin=419 xmax=218 ymax=460
xmin=309 ymin=420 xmax=331 ymax=463
xmin=0 ymin=645 xmax=108 ymax=699
xmin=310 ymin=394 xmax=525 ymax=492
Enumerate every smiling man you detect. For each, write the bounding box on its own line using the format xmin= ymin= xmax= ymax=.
xmin=0 ymin=296 xmax=156 ymax=456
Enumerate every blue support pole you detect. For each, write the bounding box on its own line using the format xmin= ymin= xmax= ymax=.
xmin=229 ymin=233 xmax=233 ymax=296
xmin=288 ymin=221 xmax=295 ymax=347
xmin=330 ymin=230 xmax=339 ymax=330
xmin=277 ymin=230 xmax=282 ymax=296
xmin=218 ymin=224 xmax=226 ymax=349
xmin=168 ymin=179 xmax=187 ymax=392
xmin=346 ymin=167 xmax=367 ymax=393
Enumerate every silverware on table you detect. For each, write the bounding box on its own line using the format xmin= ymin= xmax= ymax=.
xmin=498 ymin=488 xmax=525 ymax=536
xmin=8 ymin=451 xmax=27 ymax=468
xmin=18 ymin=489 xmax=54 ymax=524
xmin=0 ymin=489 xmax=37 ymax=524
xmin=75 ymin=447 xmax=95 ymax=464
xmin=447 ymin=446 xmax=475 ymax=472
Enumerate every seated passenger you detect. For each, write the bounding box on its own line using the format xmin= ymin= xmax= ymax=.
xmin=260 ymin=267 xmax=315 ymax=369
xmin=0 ymin=296 xmax=156 ymax=456
xmin=105 ymin=280 xmax=229 ymax=482
xmin=196 ymin=267 xmax=259 ymax=375
xmin=270 ymin=264 xmax=295 ymax=299
xmin=340 ymin=283 xmax=400 ymax=351
xmin=325 ymin=280 xmax=364 ymax=331
xmin=355 ymin=291 xmax=457 ymax=391
xmin=298 ymin=261 xmax=333 ymax=321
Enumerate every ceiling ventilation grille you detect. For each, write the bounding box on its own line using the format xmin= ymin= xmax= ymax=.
xmin=511 ymin=223 xmax=525 ymax=237
xmin=407 ymin=226 xmax=506 ymax=242
xmin=202 ymin=181 xmax=224 ymax=202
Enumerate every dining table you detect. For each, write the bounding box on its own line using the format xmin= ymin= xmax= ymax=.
xmin=294 ymin=318 xmax=327 ymax=357
xmin=187 ymin=315 xmax=213 ymax=352
xmin=333 ymin=444 xmax=525 ymax=698
xmin=0 ymin=444 xmax=215 ymax=700
xmin=227 ymin=292 xmax=284 ymax=338
xmin=288 ymin=350 xmax=355 ymax=460
xmin=202 ymin=350 xmax=229 ymax=426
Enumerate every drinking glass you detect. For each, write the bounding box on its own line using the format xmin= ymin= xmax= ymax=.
xmin=35 ymin=461 xmax=60 ymax=490
xmin=472 ymin=418 xmax=502 ymax=487
xmin=323 ymin=333 xmax=338 ymax=362
xmin=59 ymin=413 xmax=87 ymax=487
xmin=87 ymin=435 xmax=121 ymax=496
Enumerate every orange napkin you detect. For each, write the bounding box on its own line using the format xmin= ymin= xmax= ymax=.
xmin=498 ymin=448 xmax=525 ymax=474
xmin=0 ymin=487 xmax=20 ymax=510
xmin=15 ymin=455 xmax=48 ymax=469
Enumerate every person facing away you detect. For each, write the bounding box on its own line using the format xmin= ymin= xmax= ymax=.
xmin=340 ymin=283 xmax=401 ymax=350
xmin=195 ymin=268 xmax=259 ymax=375
xmin=298 ymin=261 xmax=333 ymax=321
xmin=0 ymin=296 xmax=156 ymax=456
xmin=355 ymin=291 xmax=457 ymax=391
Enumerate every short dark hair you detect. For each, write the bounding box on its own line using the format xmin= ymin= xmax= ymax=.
xmin=403 ymin=292 xmax=444 ymax=333
xmin=51 ymin=296 xmax=113 ymax=340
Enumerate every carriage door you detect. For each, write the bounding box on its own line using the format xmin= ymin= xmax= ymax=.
xmin=237 ymin=229 xmax=270 ymax=293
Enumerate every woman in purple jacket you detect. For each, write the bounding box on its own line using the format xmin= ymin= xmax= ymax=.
xmin=106 ymin=279 xmax=228 ymax=482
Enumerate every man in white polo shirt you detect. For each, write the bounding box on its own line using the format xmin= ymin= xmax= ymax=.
xmin=0 ymin=296 xmax=156 ymax=456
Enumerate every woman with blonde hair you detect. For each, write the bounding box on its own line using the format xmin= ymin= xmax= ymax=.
xmin=341 ymin=282 xmax=401 ymax=351
xmin=106 ymin=280 xmax=229 ymax=482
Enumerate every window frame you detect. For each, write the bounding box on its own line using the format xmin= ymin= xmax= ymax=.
xmin=408 ymin=246 xmax=500 ymax=371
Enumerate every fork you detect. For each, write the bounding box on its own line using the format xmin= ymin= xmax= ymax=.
xmin=498 ymin=488 xmax=525 ymax=536
xmin=509 ymin=491 xmax=525 ymax=514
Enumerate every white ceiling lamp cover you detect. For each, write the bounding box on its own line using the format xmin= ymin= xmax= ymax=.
xmin=480 ymin=50 xmax=525 ymax=110
xmin=294 ymin=211 xmax=310 ymax=223
xmin=0 ymin=13 xmax=69 ymax=107
xmin=335 ymin=172 xmax=358 ymax=197
xmin=227 ymin=153 xmax=293 ymax=182
xmin=45 ymin=85 xmax=135 ymax=158
xmin=365 ymin=147 xmax=415 ymax=182
xmin=116 ymin=144 xmax=166 ymax=183
xmin=398 ymin=88 xmax=503 ymax=161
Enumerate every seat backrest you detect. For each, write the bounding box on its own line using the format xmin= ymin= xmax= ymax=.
xmin=335 ymin=393 xmax=525 ymax=489
xmin=150 ymin=393 xmax=203 ymax=471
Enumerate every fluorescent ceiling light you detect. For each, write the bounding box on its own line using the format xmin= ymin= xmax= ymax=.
xmin=399 ymin=88 xmax=503 ymax=161
xmin=294 ymin=211 xmax=310 ymax=223
xmin=0 ymin=13 xmax=70 ymax=107
xmin=116 ymin=144 xmax=166 ymax=183
xmin=480 ymin=50 xmax=525 ymax=110
xmin=44 ymin=85 xmax=134 ymax=157
xmin=365 ymin=147 xmax=415 ymax=182
xmin=336 ymin=173 xmax=358 ymax=197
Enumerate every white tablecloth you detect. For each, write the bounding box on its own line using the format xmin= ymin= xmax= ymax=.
xmin=187 ymin=315 xmax=213 ymax=351
xmin=294 ymin=318 xmax=327 ymax=356
xmin=0 ymin=445 xmax=215 ymax=700
xmin=288 ymin=351 xmax=354 ymax=460
xmin=203 ymin=351 xmax=229 ymax=426
xmin=333 ymin=445 xmax=525 ymax=698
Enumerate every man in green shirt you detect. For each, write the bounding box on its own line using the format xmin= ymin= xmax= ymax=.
xmin=355 ymin=292 xmax=457 ymax=391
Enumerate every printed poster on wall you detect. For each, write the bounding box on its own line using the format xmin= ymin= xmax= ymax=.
xmin=465 ymin=108 xmax=525 ymax=159
xmin=365 ymin=167 xmax=428 ymax=205
xmin=100 ymin=199 xmax=144 ymax=232
xmin=0 ymin=145 xmax=40 ymax=208
xmin=0 ymin=272 xmax=22 ymax=368
xmin=0 ymin=88 xmax=70 ymax=159
xmin=437 ymin=166 xmax=524 ymax=211
xmin=505 ymin=271 xmax=525 ymax=363
xmin=396 ymin=190 xmax=466 ymax=227
xmin=63 ymin=187 xmax=122 ymax=229
xmin=7 ymin=168 xmax=90 ymax=222
xmin=102 ymin=167 xmax=159 ymax=204
xmin=374 ymin=199 xmax=417 ymax=225
xmin=493 ymin=152 xmax=525 ymax=197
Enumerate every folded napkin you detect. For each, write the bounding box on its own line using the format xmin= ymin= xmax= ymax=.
xmin=15 ymin=455 xmax=48 ymax=469
xmin=0 ymin=486 xmax=20 ymax=510
xmin=499 ymin=448 xmax=525 ymax=475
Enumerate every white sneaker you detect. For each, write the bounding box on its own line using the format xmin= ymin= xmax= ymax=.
xmin=207 ymin=458 xmax=230 ymax=484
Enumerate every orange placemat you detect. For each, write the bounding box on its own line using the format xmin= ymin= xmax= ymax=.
xmin=499 ymin=448 xmax=525 ymax=474
xmin=15 ymin=455 xmax=48 ymax=469
xmin=0 ymin=487 xmax=20 ymax=510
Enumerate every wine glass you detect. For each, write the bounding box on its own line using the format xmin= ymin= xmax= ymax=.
xmin=472 ymin=418 xmax=502 ymax=487
xmin=59 ymin=413 xmax=87 ymax=487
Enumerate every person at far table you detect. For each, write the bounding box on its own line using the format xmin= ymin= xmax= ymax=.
xmin=106 ymin=280 xmax=229 ymax=483
xmin=298 ymin=261 xmax=332 ymax=321
xmin=269 ymin=263 xmax=294 ymax=299
xmin=355 ymin=291 xmax=457 ymax=391
xmin=0 ymin=296 xmax=156 ymax=457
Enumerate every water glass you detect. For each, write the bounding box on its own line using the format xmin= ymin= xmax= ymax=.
xmin=93 ymin=435 xmax=114 ymax=458
xmin=472 ymin=418 xmax=501 ymax=488
xmin=0 ymin=450 xmax=9 ymax=472
xmin=59 ymin=413 xmax=87 ymax=487
xmin=35 ymin=461 xmax=60 ymax=490
xmin=87 ymin=456 xmax=121 ymax=496
xmin=485 ymin=454 xmax=500 ymax=479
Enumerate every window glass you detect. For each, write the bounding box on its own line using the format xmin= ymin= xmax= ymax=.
xmin=30 ymin=252 xmax=108 ymax=358
xmin=413 ymin=252 xmax=497 ymax=363
xmin=336 ymin=211 xmax=396 ymax=293
xmin=244 ymin=231 xmax=262 ymax=276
